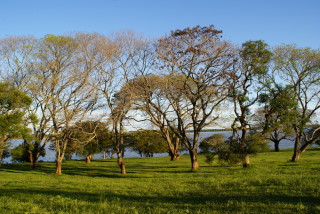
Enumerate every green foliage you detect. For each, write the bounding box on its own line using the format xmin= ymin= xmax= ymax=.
xmin=67 ymin=121 xmax=112 ymax=158
xmin=0 ymin=82 xmax=32 ymax=140
xmin=241 ymin=40 xmax=273 ymax=76
xmin=260 ymin=85 xmax=298 ymax=134
xmin=128 ymin=130 xmax=168 ymax=157
xmin=10 ymin=144 xmax=28 ymax=162
xmin=0 ymin=83 xmax=32 ymax=163
xmin=0 ymin=82 xmax=32 ymax=112
xmin=42 ymin=34 xmax=78 ymax=50
xmin=204 ymin=153 xmax=215 ymax=165
xmin=200 ymin=134 xmax=225 ymax=153
xmin=11 ymin=141 xmax=45 ymax=163
xmin=1 ymin=149 xmax=10 ymax=159
xmin=214 ymin=133 xmax=269 ymax=165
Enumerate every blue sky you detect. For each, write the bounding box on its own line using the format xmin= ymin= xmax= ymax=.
xmin=0 ymin=0 xmax=319 ymax=48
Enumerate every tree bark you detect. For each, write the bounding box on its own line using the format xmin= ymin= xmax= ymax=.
xmin=0 ymin=149 xmax=3 ymax=166
xmin=86 ymin=155 xmax=92 ymax=164
xmin=292 ymin=143 xmax=309 ymax=162
xmin=29 ymin=151 xmax=40 ymax=169
xmin=0 ymin=149 xmax=4 ymax=162
xmin=292 ymin=149 xmax=302 ymax=162
xmin=32 ymin=158 xmax=38 ymax=169
xmin=165 ymin=134 xmax=180 ymax=161
xmin=274 ymin=141 xmax=280 ymax=152
xmin=291 ymin=136 xmax=301 ymax=162
xmin=117 ymin=153 xmax=126 ymax=174
xmin=242 ymin=154 xmax=250 ymax=168
xmin=103 ymin=151 xmax=106 ymax=159
xmin=169 ymin=150 xmax=180 ymax=161
xmin=55 ymin=159 xmax=62 ymax=175
xmin=189 ymin=149 xmax=199 ymax=170
xmin=0 ymin=140 xmax=6 ymax=165
xmin=119 ymin=161 xmax=126 ymax=174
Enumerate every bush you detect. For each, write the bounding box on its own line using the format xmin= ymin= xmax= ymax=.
xmin=199 ymin=134 xmax=225 ymax=153
xmin=205 ymin=153 xmax=215 ymax=165
xmin=127 ymin=130 xmax=168 ymax=157
xmin=11 ymin=141 xmax=45 ymax=163
xmin=212 ymin=132 xmax=269 ymax=165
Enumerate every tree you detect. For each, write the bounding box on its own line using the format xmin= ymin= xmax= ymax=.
xmin=0 ymin=82 xmax=32 ymax=165
xmin=128 ymin=130 xmax=168 ymax=157
xmin=11 ymin=139 xmax=46 ymax=163
xmin=258 ymin=85 xmax=298 ymax=152
xmin=0 ymin=34 xmax=109 ymax=172
xmin=67 ymin=121 xmax=111 ymax=163
xmin=154 ymin=25 xmax=236 ymax=170
xmin=97 ymin=130 xmax=115 ymax=159
xmin=33 ymin=34 xmax=101 ymax=174
xmin=273 ymin=45 xmax=320 ymax=161
xmin=0 ymin=36 xmax=47 ymax=168
xmin=213 ymin=132 xmax=269 ymax=166
xmin=199 ymin=134 xmax=225 ymax=153
xmin=94 ymin=31 xmax=143 ymax=174
xmin=228 ymin=40 xmax=272 ymax=167
xmin=126 ymin=75 xmax=182 ymax=161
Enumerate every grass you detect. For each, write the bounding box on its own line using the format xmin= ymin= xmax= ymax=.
xmin=0 ymin=148 xmax=320 ymax=214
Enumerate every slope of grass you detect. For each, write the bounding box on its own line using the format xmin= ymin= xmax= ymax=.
xmin=0 ymin=148 xmax=320 ymax=213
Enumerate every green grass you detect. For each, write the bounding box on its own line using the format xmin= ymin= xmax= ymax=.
xmin=1 ymin=148 xmax=320 ymax=214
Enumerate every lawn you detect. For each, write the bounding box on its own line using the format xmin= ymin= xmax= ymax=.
xmin=0 ymin=148 xmax=319 ymax=214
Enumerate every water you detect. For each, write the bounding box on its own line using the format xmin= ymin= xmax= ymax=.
xmin=2 ymin=131 xmax=297 ymax=163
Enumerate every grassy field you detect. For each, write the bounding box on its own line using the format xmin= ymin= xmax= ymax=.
xmin=0 ymin=148 xmax=320 ymax=214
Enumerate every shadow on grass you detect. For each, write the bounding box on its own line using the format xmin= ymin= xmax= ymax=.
xmin=1 ymin=187 xmax=319 ymax=212
xmin=0 ymin=162 xmax=133 ymax=179
xmin=1 ymin=160 xmax=206 ymax=178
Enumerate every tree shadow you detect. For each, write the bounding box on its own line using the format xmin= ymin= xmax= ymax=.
xmin=0 ymin=187 xmax=318 ymax=212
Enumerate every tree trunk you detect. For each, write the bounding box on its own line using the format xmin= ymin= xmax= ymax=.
xmin=292 ymin=149 xmax=302 ymax=162
xmin=119 ymin=161 xmax=126 ymax=174
xmin=29 ymin=151 xmax=40 ymax=169
xmin=274 ymin=141 xmax=280 ymax=152
xmin=291 ymin=136 xmax=301 ymax=162
xmin=242 ymin=154 xmax=250 ymax=168
xmin=189 ymin=149 xmax=199 ymax=171
xmin=0 ymin=149 xmax=3 ymax=166
xmin=86 ymin=155 xmax=92 ymax=164
xmin=29 ymin=151 xmax=34 ymax=165
xmin=32 ymin=158 xmax=38 ymax=168
xmin=0 ymin=140 xmax=5 ymax=165
xmin=117 ymin=153 xmax=126 ymax=174
xmin=103 ymin=151 xmax=106 ymax=159
xmin=169 ymin=150 xmax=180 ymax=161
xmin=55 ymin=159 xmax=62 ymax=175
xmin=166 ymin=134 xmax=180 ymax=161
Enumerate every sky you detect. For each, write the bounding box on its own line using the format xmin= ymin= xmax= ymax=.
xmin=0 ymin=0 xmax=319 ymax=49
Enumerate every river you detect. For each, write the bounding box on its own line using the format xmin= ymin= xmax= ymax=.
xmin=2 ymin=131 xmax=297 ymax=164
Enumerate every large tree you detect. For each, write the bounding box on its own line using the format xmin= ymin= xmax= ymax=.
xmin=127 ymin=130 xmax=168 ymax=157
xmin=126 ymin=74 xmax=182 ymax=161
xmin=227 ymin=40 xmax=272 ymax=167
xmin=154 ymin=25 xmax=236 ymax=170
xmin=67 ymin=121 xmax=110 ymax=163
xmin=273 ymin=45 xmax=320 ymax=161
xmin=94 ymin=31 xmax=140 ymax=174
xmin=0 ymin=36 xmax=44 ymax=168
xmin=0 ymin=82 xmax=32 ymax=165
xmin=258 ymin=84 xmax=298 ymax=152
xmin=33 ymin=34 xmax=102 ymax=174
